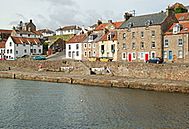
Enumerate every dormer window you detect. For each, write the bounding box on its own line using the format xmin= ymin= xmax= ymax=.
xmin=145 ymin=20 xmax=153 ymax=27
xmin=128 ymin=22 xmax=134 ymax=28
xmin=173 ymin=24 xmax=181 ymax=34
xmin=107 ymin=32 xmax=115 ymax=40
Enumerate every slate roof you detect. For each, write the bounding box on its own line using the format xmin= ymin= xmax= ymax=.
xmin=67 ymin=34 xmax=87 ymax=43
xmin=83 ymin=32 xmax=104 ymax=43
xmin=119 ymin=12 xmax=168 ymax=29
xmin=38 ymin=29 xmax=55 ymax=34
xmin=11 ymin=36 xmax=41 ymax=44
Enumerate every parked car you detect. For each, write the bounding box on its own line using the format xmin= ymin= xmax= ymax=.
xmin=33 ymin=56 xmax=46 ymax=60
xmin=146 ymin=57 xmax=163 ymax=64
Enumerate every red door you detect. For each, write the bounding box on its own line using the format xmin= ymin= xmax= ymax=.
xmin=145 ymin=53 xmax=149 ymax=61
xmin=128 ymin=53 xmax=132 ymax=62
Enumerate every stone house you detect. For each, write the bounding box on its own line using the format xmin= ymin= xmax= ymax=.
xmin=0 ymin=40 xmax=6 ymax=59
xmin=47 ymin=38 xmax=66 ymax=56
xmin=66 ymin=34 xmax=87 ymax=60
xmin=117 ymin=10 xmax=177 ymax=62
xmin=16 ymin=20 xmax=36 ymax=32
xmin=164 ymin=22 xmax=189 ymax=63
xmin=82 ymin=32 xmax=103 ymax=61
xmin=98 ymin=31 xmax=118 ymax=61
xmin=5 ymin=36 xmax=43 ymax=60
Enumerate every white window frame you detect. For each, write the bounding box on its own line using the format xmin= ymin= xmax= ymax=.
xmin=164 ymin=39 xmax=169 ymax=47
xmin=132 ymin=52 xmax=136 ymax=60
xmin=122 ymin=52 xmax=127 ymax=60
xmin=178 ymin=39 xmax=183 ymax=46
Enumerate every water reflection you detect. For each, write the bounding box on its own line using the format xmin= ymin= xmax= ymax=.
xmin=0 ymin=79 xmax=188 ymax=128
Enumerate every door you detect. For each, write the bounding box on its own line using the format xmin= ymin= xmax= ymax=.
xmin=128 ymin=53 xmax=132 ymax=62
xmin=145 ymin=53 xmax=149 ymax=61
xmin=72 ymin=51 xmax=75 ymax=59
xmin=168 ymin=51 xmax=173 ymax=60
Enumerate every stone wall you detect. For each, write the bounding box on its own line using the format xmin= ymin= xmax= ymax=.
xmin=83 ymin=61 xmax=189 ymax=81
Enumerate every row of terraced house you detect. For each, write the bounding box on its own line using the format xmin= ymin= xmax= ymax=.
xmin=66 ymin=6 xmax=189 ymax=63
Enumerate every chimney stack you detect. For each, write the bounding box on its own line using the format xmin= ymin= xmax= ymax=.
xmin=124 ymin=12 xmax=133 ymax=20
xmin=108 ymin=20 xmax=113 ymax=23
xmin=97 ymin=20 xmax=102 ymax=26
xmin=30 ymin=19 xmax=32 ymax=23
xmin=166 ymin=7 xmax=174 ymax=16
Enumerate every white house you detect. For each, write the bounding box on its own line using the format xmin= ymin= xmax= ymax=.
xmin=5 ymin=36 xmax=43 ymax=60
xmin=56 ymin=25 xmax=82 ymax=35
xmin=38 ymin=29 xmax=55 ymax=37
xmin=66 ymin=34 xmax=86 ymax=60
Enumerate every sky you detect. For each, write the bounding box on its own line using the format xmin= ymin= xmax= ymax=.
xmin=0 ymin=0 xmax=189 ymax=30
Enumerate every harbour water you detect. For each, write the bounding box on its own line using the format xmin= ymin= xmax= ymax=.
xmin=0 ymin=78 xmax=188 ymax=128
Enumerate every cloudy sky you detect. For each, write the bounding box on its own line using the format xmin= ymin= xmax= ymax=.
xmin=1 ymin=0 xmax=189 ymax=30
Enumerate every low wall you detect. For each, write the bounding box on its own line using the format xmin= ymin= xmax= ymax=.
xmin=84 ymin=61 xmax=189 ymax=81
xmin=0 ymin=71 xmax=188 ymax=94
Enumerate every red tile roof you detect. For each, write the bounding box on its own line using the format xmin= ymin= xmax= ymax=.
xmin=165 ymin=22 xmax=189 ymax=35
xmin=11 ymin=36 xmax=41 ymax=44
xmin=67 ymin=34 xmax=87 ymax=43
xmin=0 ymin=29 xmax=12 ymax=34
xmin=175 ymin=13 xmax=189 ymax=21
xmin=0 ymin=40 xmax=6 ymax=48
xmin=100 ymin=31 xmax=117 ymax=41
xmin=32 ymin=31 xmax=43 ymax=36
xmin=95 ymin=21 xmax=123 ymax=31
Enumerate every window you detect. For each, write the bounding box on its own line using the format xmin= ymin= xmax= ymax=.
xmin=93 ymin=51 xmax=96 ymax=56
xmin=123 ymin=43 xmax=126 ymax=49
xmin=31 ymin=49 xmax=33 ymax=53
xmin=164 ymin=51 xmax=167 ymax=58
xmin=76 ymin=44 xmax=79 ymax=50
xmin=151 ymin=52 xmax=156 ymax=59
xmin=16 ymin=51 xmax=18 ymax=54
xmin=132 ymin=42 xmax=136 ymax=49
xmin=69 ymin=45 xmax=71 ymax=50
xmin=164 ymin=39 xmax=169 ymax=47
xmin=10 ymin=42 xmax=12 ymax=46
xmin=93 ymin=43 xmax=96 ymax=48
xmin=84 ymin=51 xmax=87 ymax=57
xmin=132 ymin=52 xmax=136 ymax=60
xmin=88 ymin=43 xmax=91 ymax=48
xmin=111 ymin=44 xmax=115 ymax=53
xmin=141 ymin=52 xmax=144 ymax=59
xmin=122 ymin=52 xmax=126 ymax=60
xmin=24 ymin=49 xmax=27 ymax=53
xmin=39 ymin=49 xmax=41 ymax=53
xmin=178 ymin=50 xmax=183 ymax=58
xmin=68 ymin=51 xmax=71 ymax=57
xmin=140 ymin=42 xmax=144 ymax=49
xmin=34 ymin=49 xmax=36 ymax=53
xmin=84 ymin=44 xmax=87 ymax=48
xmin=123 ymin=33 xmax=126 ymax=39
xmin=173 ymin=24 xmax=181 ymax=34
xmin=151 ymin=42 xmax=156 ymax=48
xmin=152 ymin=31 xmax=155 ymax=37
xmin=132 ymin=32 xmax=135 ymax=39
xmin=7 ymin=49 xmax=9 ymax=54
xmin=141 ymin=31 xmax=144 ymax=38
xmin=10 ymin=49 xmax=12 ymax=54
xmin=76 ymin=51 xmax=79 ymax=56
xmin=101 ymin=45 xmax=105 ymax=54
xmin=88 ymin=51 xmax=91 ymax=57
xmin=178 ymin=39 xmax=183 ymax=46
xmin=23 ymin=43 xmax=26 ymax=46
xmin=16 ymin=44 xmax=19 ymax=47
